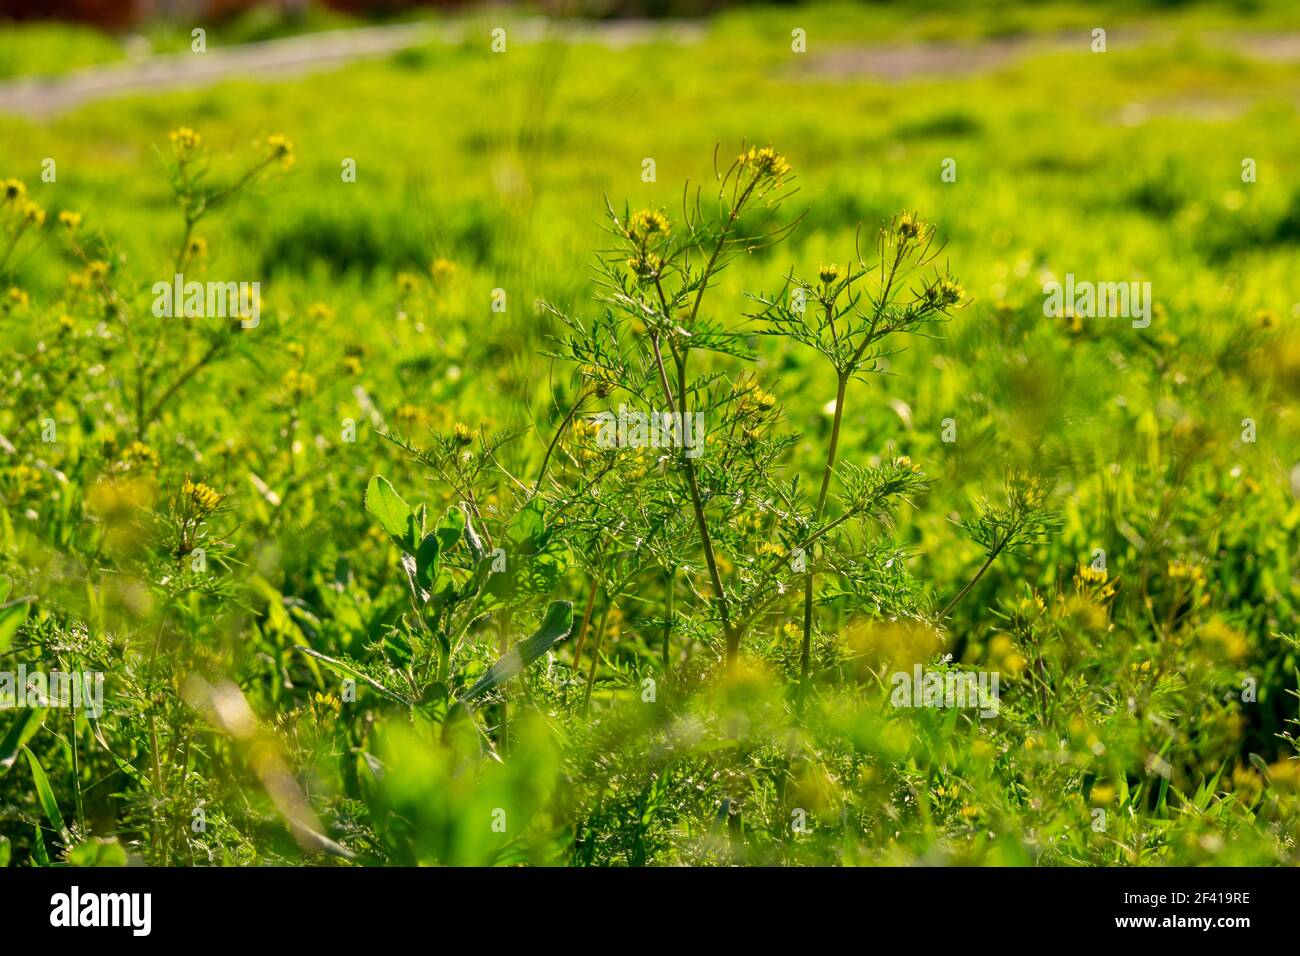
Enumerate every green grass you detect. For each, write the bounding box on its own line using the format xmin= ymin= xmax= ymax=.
xmin=0 ymin=1 xmax=1298 ymax=866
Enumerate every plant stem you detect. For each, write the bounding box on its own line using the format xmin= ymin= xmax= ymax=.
xmin=662 ymin=566 xmax=675 ymax=673
xmin=581 ymin=599 xmax=616 ymax=715
xmin=938 ymin=546 xmax=1002 ymax=621
xmin=798 ymin=370 xmax=849 ymax=699
xmin=570 ymin=579 xmax=599 ymax=672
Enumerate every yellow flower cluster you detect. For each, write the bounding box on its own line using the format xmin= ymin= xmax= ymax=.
xmin=169 ymin=126 xmax=201 ymax=152
xmin=1200 ymin=618 xmax=1248 ymax=662
xmin=627 ymin=209 xmax=669 ymax=243
xmin=266 ymin=134 xmax=294 ymax=168
xmin=118 ymin=441 xmax=160 ymax=472
xmin=737 ymin=145 xmax=791 ymax=183
xmin=2 ymin=177 xmax=45 ymax=227
xmin=627 ymin=251 xmax=663 ymax=281
xmin=5 ymin=463 xmax=43 ymax=494
xmin=282 ymin=368 xmax=317 ymax=399
xmin=1078 ymin=564 xmax=1107 ymax=586
xmin=183 ymin=478 xmax=224 ymax=516
xmin=1167 ymin=559 xmax=1206 ymax=586
xmin=430 ymin=258 xmax=456 ymax=283
xmin=733 ymin=374 xmax=777 ymax=419
xmin=925 ymin=277 xmax=964 ymax=309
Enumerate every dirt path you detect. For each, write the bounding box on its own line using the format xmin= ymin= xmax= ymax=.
xmin=1 ymin=19 xmax=1296 ymax=119
xmin=0 ymin=18 xmax=703 ymax=118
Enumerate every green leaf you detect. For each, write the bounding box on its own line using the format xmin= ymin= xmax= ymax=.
xmin=435 ymin=506 xmax=466 ymax=551
xmin=406 ymin=504 xmax=428 ymax=553
xmin=294 ymin=646 xmax=413 ymax=707
xmin=67 ymin=837 xmax=127 ymax=867
xmin=463 ymin=600 xmax=574 ymax=703
xmin=23 ymin=746 xmax=69 ymax=843
xmin=0 ymin=598 xmax=29 ymax=655
xmin=31 ymin=824 xmax=49 ymax=866
xmin=365 ymin=476 xmax=413 ymax=550
xmin=0 ymin=835 xmax=9 ymax=867
xmin=0 ymin=708 xmax=46 ymax=775
xmin=415 ymin=533 xmax=441 ymax=591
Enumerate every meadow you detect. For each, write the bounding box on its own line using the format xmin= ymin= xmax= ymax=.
xmin=0 ymin=0 xmax=1298 ymax=867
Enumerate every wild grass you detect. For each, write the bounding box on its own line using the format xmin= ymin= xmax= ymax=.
xmin=0 ymin=1 xmax=1298 ymax=866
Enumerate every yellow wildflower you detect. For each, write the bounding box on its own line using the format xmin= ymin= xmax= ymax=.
xmin=182 ymin=478 xmax=224 ymax=515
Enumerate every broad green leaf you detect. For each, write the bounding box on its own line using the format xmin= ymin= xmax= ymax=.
xmin=0 ymin=835 xmax=9 ymax=867
xmin=23 ymin=746 xmax=69 ymax=843
xmin=365 ymin=476 xmax=412 ymax=548
xmin=0 ymin=598 xmax=29 ymax=654
xmin=435 ymin=506 xmax=465 ymax=551
xmin=405 ymin=505 xmax=428 ymax=553
xmin=463 ymin=600 xmax=574 ymax=703
xmin=67 ymin=837 xmax=127 ymax=867
xmin=415 ymin=533 xmax=441 ymax=591
xmin=0 ymin=707 xmax=46 ymax=774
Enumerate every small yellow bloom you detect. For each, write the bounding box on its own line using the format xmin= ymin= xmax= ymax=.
xmin=452 ymin=422 xmax=475 ymax=446
xmin=266 ymin=134 xmax=294 ymax=167
xmin=118 ymin=441 xmax=160 ymax=472
xmin=627 ymin=209 xmax=670 ymax=242
xmin=182 ymin=478 xmax=224 ymax=515
xmin=281 ymin=367 xmax=317 ymax=398
xmin=21 ymin=200 xmax=45 ymax=226
xmin=307 ymin=302 xmax=334 ymax=322
xmin=169 ymin=126 xmax=201 ymax=152
xmin=737 ymin=145 xmax=791 ymax=182
xmin=1167 ymin=559 xmax=1206 ymax=586
xmin=58 ymin=210 xmax=81 ymax=230
xmin=430 ymin=258 xmax=456 ymax=283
